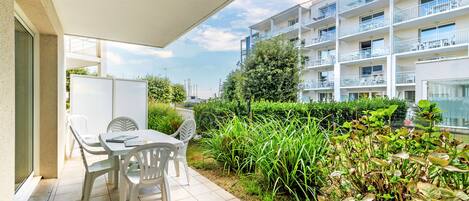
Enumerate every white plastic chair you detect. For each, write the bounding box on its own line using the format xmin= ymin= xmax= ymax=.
xmin=69 ymin=125 xmax=115 ymax=201
xmin=170 ymin=119 xmax=196 ymax=184
xmin=107 ymin=116 xmax=139 ymax=133
xmin=68 ymin=115 xmax=101 ymax=157
xmin=121 ymin=143 xmax=177 ymax=201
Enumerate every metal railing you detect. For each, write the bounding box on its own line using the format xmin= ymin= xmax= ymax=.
xmin=252 ymin=32 xmax=272 ymax=43
xmin=272 ymin=23 xmax=300 ymax=36
xmin=305 ymin=56 xmax=335 ymax=67
xmin=394 ymin=0 xmax=468 ymax=23
xmin=65 ymin=36 xmax=98 ymax=57
xmin=304 ymin=8 xmax=336 ymax=25
xmin=339 ymin=47 xmax=389 ymax=62
xmin=340 ymin=0 xmax=377 ymax=13
xmin=305 ymin=32 xmax=336 ymax=46
xmin=394 ymin=29 xmax=469 ymax=53
xmin=340 ymin=18 xmax=389 ymax=37
xmin=341 ymin=75 xmax=386 ymax=87
xmin=396 ymin=71 xmax=416 ymax=84
xmin=300 ymin=80 xmax=334 ymax=90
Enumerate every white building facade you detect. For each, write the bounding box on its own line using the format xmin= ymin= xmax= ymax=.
xmin=241 ymin=0 xmax=469 ymax=108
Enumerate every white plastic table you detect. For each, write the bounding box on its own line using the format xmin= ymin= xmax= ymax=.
xmin=99 ymin=129 xmax=183 ymax=201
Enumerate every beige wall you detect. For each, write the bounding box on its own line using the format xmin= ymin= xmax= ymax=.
xmin=0 ymin=0 xmax=16 ymax=200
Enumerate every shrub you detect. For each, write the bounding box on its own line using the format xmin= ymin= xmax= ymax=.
xmin=172 ymin=83 xmax=186 ymax=103
xmin=144 ymin=75 xmax=173 ymax=103
xmin=321 ymin=104 xmax=469 ymax=200
xmin=147 ymin=102 xmax=183 ymax=134
xmin=194 ymin=98 xmax=407 ymax=133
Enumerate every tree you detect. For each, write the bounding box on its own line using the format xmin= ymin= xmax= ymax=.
xmin=144 ymin=75 xmax=173 ymax=103
xmin=222 ymin=69 xmax=244 ymax=101
xmin=171 ymin=84 xmax=186 ymax=103
xmin=243 ymin=37 xmax=300 ymax=102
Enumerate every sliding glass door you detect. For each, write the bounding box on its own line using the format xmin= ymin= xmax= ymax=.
xmin=15 ymin=18 xmax=34 ymax=191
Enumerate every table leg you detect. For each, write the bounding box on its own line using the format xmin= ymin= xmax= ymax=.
xmin=108 ymin=154 xmax=114 ymax=184
xmin=119 ymin=158 xmax=126 ymax=201
xmin=114 ymin=156 xmax=120 ymax=189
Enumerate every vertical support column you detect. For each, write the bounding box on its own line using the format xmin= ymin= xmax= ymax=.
xmin=388 ymin=0 xmax=396 ymax=98
xmin=249 ymin=28 xmax=253 ymax=49
xmin=98 ymin=41 xmax=108 ymax=77
xmin=334 ymin=1 xmax=341 ymax=101
xmin=298 ymin=6 xmax=303 ymax=102
xmin=0 ymin=0 xmax=15 ymax=199
xmin=270 ymin=18 xmax=275 ymax=35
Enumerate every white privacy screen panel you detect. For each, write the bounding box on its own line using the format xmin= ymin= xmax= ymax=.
xmin=70 ymin=76 xmax=113 ymax=136
xmin=113 ymin=79 xmax=148 ymax=129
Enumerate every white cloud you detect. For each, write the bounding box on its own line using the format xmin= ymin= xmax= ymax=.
xmin=190 ymin=26 xmax=242 ymax=51
xmin=107 ymin=52 xmax=123 ymax=65
xmin=107 ymin=42 xmax=174 ymax=58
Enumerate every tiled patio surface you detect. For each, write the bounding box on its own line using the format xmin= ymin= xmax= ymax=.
xmin=28 ymin=150 xmax=239 ymax=201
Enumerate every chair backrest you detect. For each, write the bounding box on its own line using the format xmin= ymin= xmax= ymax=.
xmin=175 ymin=119 xmax=196 ymax=144
xmin=122 ymin=143 xmax=177 ymax=184
xmin=69 ymin=125 xmax=90 ymax=171
xmin=107 ymin=116 xmax=139 ymax=133
xmin=68 ymin=114 xmax=89 ymax=136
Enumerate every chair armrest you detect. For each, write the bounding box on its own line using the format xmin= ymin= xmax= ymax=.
xmin=83 ymin=145 xmax=109 ymax=155
xmin=169 ymin=131 xmax=178 ymax=138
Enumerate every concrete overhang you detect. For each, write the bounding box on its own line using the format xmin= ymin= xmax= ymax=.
xmin=52 ymin=0 xmax=233 ymax=48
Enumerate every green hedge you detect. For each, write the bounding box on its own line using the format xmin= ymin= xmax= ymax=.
xmin=148 ymin=102 xmax=183 ymax=134
xmin=193 ymin=98 xmax=408 ymax=132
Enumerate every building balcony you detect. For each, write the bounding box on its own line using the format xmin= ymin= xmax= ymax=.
xmin=394 ymin=29 xmax=469 ymax=55
xmin=300 ymin=80 xmax=334 ymax=90
xmin=339 ymin=47 xmax=389 ymax=63
xmin=304 ymin=56 xmax=335 ymax=69
xmin=272 ymin=23 xmax=300 ymax=37
xmin=252 ymin=32 xmax=272 ymax=43
xmin=341 ymin=75 xmax=386 ymax=88
xmin=65 ymin=36 xmax=99 ymax=57
xmin=394 ymin=0 xmax=469 ymax=26
xmin=396 ymin=71 xmax=416 ymax=85
xmin=303 ymin=9 xmax=336 ymax=27
xmin=339 ymin=0 xmax=388 ymax=17
xmin=339 ymin=18 xmax=389 ymax=40
xmin=304 ymin=32 xmax=336 ymax=48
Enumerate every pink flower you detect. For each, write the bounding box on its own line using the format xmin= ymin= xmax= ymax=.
xmin=404 ymin=119 xmax=412 ymax=126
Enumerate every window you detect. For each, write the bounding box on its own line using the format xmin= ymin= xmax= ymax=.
xmin=404 ymin=91 xmax=416 ymax=102
xmin=360 ymin=11 xmax=384 ymax=24
xmin=360 ymin=38 xmax=385 ymax=56
xmin=360 ymin=65 xmax=383 ymax=77
xmin=319 ymin=26 xmax=336 ymax=37
xmin=319 ymin=49 xmax=335 ymax=60
xmin=319 ymin=92 xmax=333 ymax=102
xmin=319 ymin=71 xmax=334 ymax=82
xmin=318 ymin=3 xmax=336 ymax=18
xmin=349 ymin=91 xmax=383 ymax=101
xmin=288 ymin=18 xmax=299 ymax=26
xmin=428 ymin=79 xmax=469 ymax=127
xmin=420 ymin=23 xmax=455 ymax=43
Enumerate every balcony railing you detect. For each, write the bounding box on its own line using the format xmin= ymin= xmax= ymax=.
xmin=341 ymin=75 xmax=386 ymax=87
xmin=394 ymin=0 xmax=468 ymax=23
xmin=65 ymin=37 xmax=98 ymax=57
xmin=396 ymin=71 xmax=416 ymax=84
xmin=305 ymin=32 xmax=336 ymax=46
xmin=304 ymin=8 xmax=336 ymax=25
xmin=300 ymin=80 xmax=334 ymax=90
xmin=340 ymin=0 xmax=377 ymax=13
xmin=252 ymin=32 xmax=272 ymax=43
xmin=272 ymin=23 xmax=300 ymax=36
xmin=394 ymin=29 xmax=469 ymax=53
xmin=339 ymin=47 xmax=389 ymax=62
xmin=305 ymin=56 xmax=335 ymax=67
xmin=340 ymin=18 xmax=389 ymax=37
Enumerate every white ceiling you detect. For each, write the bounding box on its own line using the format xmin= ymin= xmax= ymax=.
xmin=53 ymin=0 xmax=233 ymax=48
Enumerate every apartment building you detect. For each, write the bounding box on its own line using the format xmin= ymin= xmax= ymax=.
xmin=241 ymin=0 xmax=469 ymax=128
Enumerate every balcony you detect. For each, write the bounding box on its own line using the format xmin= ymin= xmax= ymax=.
xmin=339 ymin=47 xmax=389 ymax=63
xmin=301 ymin=80 xmax=334 ymax=90
xmin=339 ymin=18 xmax=389 ymax=40
xmin=339 ymin=0 xmax=388 ymax=17
xmin=304 ymin=56 xmax=335 ymax=69
xmin=272 ymin=23 xmax=300 ymax=37
xmin=252 ymin=32 xmax=272 ymax=43
xmin=65 ymin=36 xmax=99 ymax=57
xmin=394 ymin=29 xmax=469 ymax=55
xmin=304 ymin=32 xmax=336 ymax=48
xmin=341 ymin=75 xmax=386 ymax=88
xmin=396 ymin=71 xmax=416 ymax=85
xmin=304 ymin=9 xmax=336 ymax=27
xmin=394 ymin=0 xmax=469 ymax=27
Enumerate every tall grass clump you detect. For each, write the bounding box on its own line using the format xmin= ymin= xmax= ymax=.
xmin=255 ymin=115 xmax=329 ymax=200
xmin=203 ymin=117 xmax=258 ymax=173
xmin=147 ymin=102 xmax=183 ymax=134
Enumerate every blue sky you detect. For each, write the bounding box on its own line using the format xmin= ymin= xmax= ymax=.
xmin=106 ymin=0 xmax=303 ymax=98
